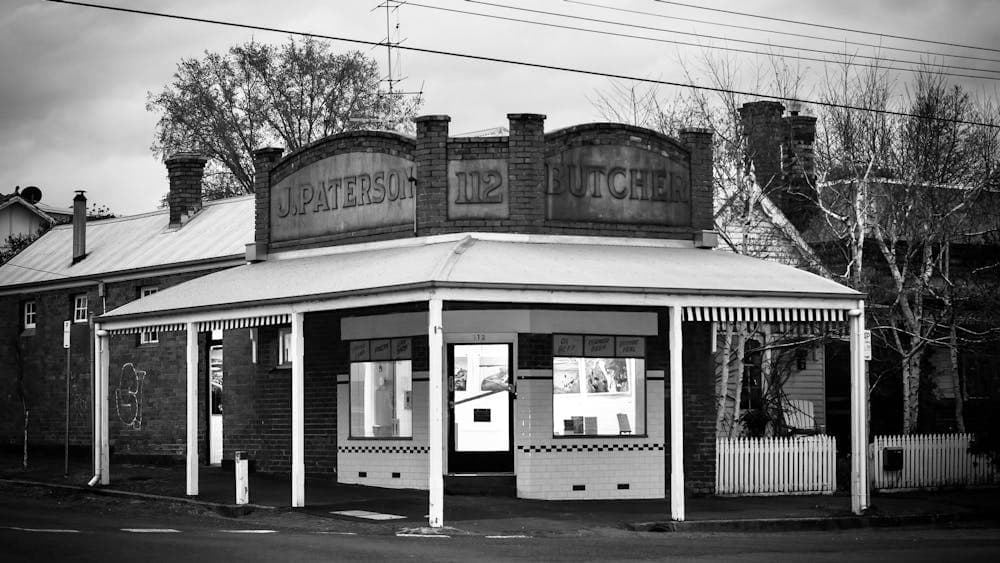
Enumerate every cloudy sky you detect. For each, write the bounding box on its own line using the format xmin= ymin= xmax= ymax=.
xmin=2 ymin=0 xmax=999 ymax=214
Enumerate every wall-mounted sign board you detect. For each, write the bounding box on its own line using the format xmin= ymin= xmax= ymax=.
xmin=270 ymin=152 xmax=416 ymax=242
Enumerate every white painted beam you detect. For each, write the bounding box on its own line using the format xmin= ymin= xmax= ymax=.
xmin=849 ymin=303 xmax=869 ymax=514
xmin=427 ymin=298 xmax=444 ymax=528
xmin=291 ymin=311 xmax=305 ymax=508
xmin=186 ymin=322 xmax=199 ymax=496
xmin=669 ymin=306 xmax=685 ymax=521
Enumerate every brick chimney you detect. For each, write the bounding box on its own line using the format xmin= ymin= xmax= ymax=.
xmin=72 ymin=190 xmax=86 ymax=263
xmin=740 ymin=101 xmax=818 ymax=233
xmin=165 ymin=153 xmax=208 ymax=228
xmin=782 ymin=103 xmax=817 ymax=185
xmin=738 ymin=101 xmax=785 ymax=191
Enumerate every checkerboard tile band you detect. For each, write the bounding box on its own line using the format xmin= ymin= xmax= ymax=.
xmin=517 ymin=443 xmax=664 ymax=453
xmin=338 ymin=445 xmax=430 ymax=454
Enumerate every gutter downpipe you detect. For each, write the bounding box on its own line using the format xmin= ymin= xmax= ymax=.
xmin=89 ymin=325 xmax=109 ymax=487
xmin=88 ymin=323 xmax=103 ymax=487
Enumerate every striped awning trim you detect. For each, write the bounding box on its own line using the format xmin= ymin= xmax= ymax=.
xmin=684 ymin=307 xmax=846 ymax=323
xmin=197 ymin=314 xmax=291 ymax=332
xmin=105 ymin=315 xmax=291 ymax=335
xmin=107 ymin=323 xmax=187 ymax=335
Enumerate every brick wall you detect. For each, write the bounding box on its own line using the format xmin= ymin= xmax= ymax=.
xmin=679 ymin=321 xmax=717 ymax=494
xmin=0 ymin=267 xmax=229 ymax=459
xmin=0 ymin=290 xmax=95 ymax=450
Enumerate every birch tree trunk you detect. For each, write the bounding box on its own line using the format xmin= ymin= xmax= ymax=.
xmin=716 ymin=323 xmax=734 ymax=434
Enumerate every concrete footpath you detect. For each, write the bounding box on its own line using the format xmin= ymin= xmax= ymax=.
xmin=2 ymin=451 xmax=998 ymax=536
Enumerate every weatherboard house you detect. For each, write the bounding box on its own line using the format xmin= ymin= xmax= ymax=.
xmin=0 ymin=114 xmax=868 ymax=526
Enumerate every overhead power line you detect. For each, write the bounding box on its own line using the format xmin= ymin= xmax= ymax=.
xmin=566 ymin=0 xmax=1000 ymax=66
xmin=43 ymin=0 xmax=1000 ymax=129
xmin=455 ymin=0 xmax=1000 ymax=80
xmin=652 ymin=0 xmax=1000 ymax=55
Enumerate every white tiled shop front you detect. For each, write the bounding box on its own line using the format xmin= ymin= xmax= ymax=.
xmin=514 ymin=370 xmax=665 ymax=500
xmin=335 ymin=309 xmax=667 ymax=500
xmin=336 ymin=371 xmax=430 ymax=490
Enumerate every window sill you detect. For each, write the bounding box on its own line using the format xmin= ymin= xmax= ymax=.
xmin=347 ymin=436 xmax=414 ymax=441
xmin=20 ymin=328 xmax=36 ymax=337
xmin=137 ymin=342 xmax=160 ymax=348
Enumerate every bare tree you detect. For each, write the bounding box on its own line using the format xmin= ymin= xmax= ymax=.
xmin=814 ymin=65 xmax=1000 ymax=433
xmin=148 ymin=37 xmax=422 ymax=199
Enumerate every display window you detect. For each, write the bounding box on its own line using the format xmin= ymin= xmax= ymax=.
xmin=552 ymin=334 xmax=646 ymax=437
xmin=349 ymin=360 xmax=413 ymax=438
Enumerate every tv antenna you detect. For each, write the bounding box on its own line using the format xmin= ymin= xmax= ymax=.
xmin=352 ymin=1 xmax=423 ymax=129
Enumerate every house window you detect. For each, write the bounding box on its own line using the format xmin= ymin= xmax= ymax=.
xmin=277 ymin=327 xmax=292 ymax=367
xmin=740 ymin=339 xmax=764 ymax=410
xmin=139 ymin=286 xmax=158 ymax=344
xmin=73 ymin=294 xmax=88 ymax=323
xmin=22 ymin=300 xmax=37 ymax=330
xmin=349 ymin=360 xmax=412 ymax=438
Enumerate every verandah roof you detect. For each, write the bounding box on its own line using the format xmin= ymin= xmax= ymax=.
xmin=97 ymin=233 xmax=861 ymax=332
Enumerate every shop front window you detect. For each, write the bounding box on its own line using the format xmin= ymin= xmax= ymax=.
xmin=552 ymin=334 xmax=646 ymax=436
xmin=350 ymin=360 xmax=412 ymax=438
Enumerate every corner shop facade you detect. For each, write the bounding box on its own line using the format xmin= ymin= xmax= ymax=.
xmin=94 ymin=114 xmax=868 ymax=526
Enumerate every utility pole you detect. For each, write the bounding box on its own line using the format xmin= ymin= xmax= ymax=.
xmin=63 ymin=320 xmax=71 ymax=477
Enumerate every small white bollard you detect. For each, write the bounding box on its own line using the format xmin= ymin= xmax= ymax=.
xmin=235 ymin=451 xmax=249 ymax=506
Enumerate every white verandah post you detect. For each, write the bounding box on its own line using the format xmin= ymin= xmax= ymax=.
xmin=94 ymin=326 xmax=110 ymax=485
xmin=427 ymin=298 xmax=445 ymax=528
xmin=291 ymin=311 xmax=305 ymax=508
xmin=849 ymin=302 xmax=869 ymax=514
xmin=669 ymin=306 xmax=685 ymax=521
xmin=186 ymin=322 xmax=199 ymax=496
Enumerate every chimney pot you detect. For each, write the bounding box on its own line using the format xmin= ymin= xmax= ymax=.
xmin=72 ymin=190 xmax=87 ymax=263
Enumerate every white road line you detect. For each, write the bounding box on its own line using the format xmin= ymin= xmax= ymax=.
xmin=486 ymin=535 xmax=531 ymax=539
xmin=330 ymin=509 xmax=406 ymax=521
xmin=121 ymin=528 xmax=181 ymax=533
xmin=220 ymin=530 xmax=277 ymax=534
xmin=395 ymin=533 xmax=451 ymax=538
xmin=4 ymin=527 xmax=79 ymax=533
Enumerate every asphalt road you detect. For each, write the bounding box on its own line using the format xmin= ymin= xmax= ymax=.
xmin=2 ymin=484 xmax=999 ymax=562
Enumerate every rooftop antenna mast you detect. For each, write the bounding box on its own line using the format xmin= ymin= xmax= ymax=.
xmin=352 ymin=1 xmax=423 ymax=130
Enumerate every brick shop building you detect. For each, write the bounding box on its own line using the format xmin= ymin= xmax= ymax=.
xmin=0 ymin=114 xmax=868 ymax=526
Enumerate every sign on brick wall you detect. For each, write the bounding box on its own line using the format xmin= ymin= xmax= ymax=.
xmin=447 ymin=159 xmax=509 ymax=219
xmin=545 ymin=145 xmax=691 ymax=226
xmin=270 ymin=152 xmax=416 ymax=242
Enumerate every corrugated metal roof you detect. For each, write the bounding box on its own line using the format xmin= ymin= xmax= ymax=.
xmin=0 ymin=196 xmax=253 ymax=288
xmin=102 ymin=235 xmax=860 ymax=322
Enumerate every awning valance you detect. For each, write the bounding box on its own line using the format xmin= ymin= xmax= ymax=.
xmin=683 ymin=306 xmax=847 ymax=323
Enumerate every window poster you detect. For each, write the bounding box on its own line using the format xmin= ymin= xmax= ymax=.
xmin=585 ymin=358 xmax=630 ymax=393
xmin=553 ymin=357 xmax=581 ymax=394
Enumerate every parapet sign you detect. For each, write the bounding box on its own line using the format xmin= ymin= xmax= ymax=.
xmin=545 ymin=145 xmax=691 ymax=225
xmin=264 ymin=121 xmax=699 ymax=246
xmin=270 ymin=152 xmax=415 ymax=243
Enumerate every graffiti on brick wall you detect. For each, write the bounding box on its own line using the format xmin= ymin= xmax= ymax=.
xmin=115 ymin=363 xmax=146 ymax=429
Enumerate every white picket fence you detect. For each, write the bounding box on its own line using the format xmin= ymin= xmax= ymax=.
xmin=716 ymin=435 xmax=837 ymax=495
xmin=869 ymin=433 xmax=1000 ymax=491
